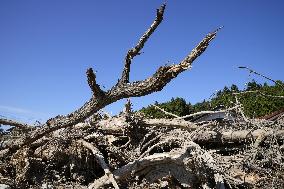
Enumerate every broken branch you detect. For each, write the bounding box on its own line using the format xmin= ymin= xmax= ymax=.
xmin=152 ymin=104 xmax=181 ymax=118
xmin=119 ymin=4 xmax=166 ymax=84
xmin=77 ymin=139 xmax=119 ymax=189
xmin=0 ymin=118 xmax=32 ymax=129
xmin=86 ymin=68 xmax=105 ymax=97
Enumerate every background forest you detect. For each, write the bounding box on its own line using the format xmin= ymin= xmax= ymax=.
xmin=140 ymin=80 xmax=284 ymax=119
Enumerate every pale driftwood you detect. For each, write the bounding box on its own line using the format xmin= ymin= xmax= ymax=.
xmin=5 ymin=4 xmax=219 ymax=151
xmin=90 ymin=151 xmax=191 ymax=188
xmin=2 ymin=3 xmax=283 ymax=189
xmin=0 ymin=176 xmax=13 ymax=187
xmin=193 ymin=128 xmax=284 ymax=144
xmin=96 ymin=116 xmax=129 ymax=135
xmin=140 ymin=133 xmax=164 ymax=153
xmin=0 ymin=118 xmax=32 ymax=129
xmin=138 ymin=137 xmax=181 ymax=159
xmin=234 ymin=94 xmax=249 ymax=122
xmin=143 ymin=118 xmax=198 ymax=131
xmin=90 ymin=140 xmax=223 ymax=188
xmin=152 ymin=103 xmax=240 ymax=120
xmin=176 ymin=105 xmax=240 ymax=120
xmin=0 ymin=149 xmax=9 ymax=158
xmin=96 ymin=117 xmax=198 ymax=136
xmin=77 ymin=140 xmax=119 ymax=189
xmin=215 ymin=173 xmax=225 ymax=189
xmin=152 ymin=104 xmax=181 ymax=118
xmin=250 ymin=131 xmax=266 ymax=162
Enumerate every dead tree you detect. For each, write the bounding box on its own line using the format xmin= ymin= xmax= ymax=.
xmin=2 ymin=3 xmax=283 ymax=188
xmin=5 ymin=4 xmax=273 ymax=189
xmin=2 ymin=4 xmax=219 ymax=151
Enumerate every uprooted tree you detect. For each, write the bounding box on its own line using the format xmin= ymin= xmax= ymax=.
xmin=1 ymin=4 xmax=283 ymax=189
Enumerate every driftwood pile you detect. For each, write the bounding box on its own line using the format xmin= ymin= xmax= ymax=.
xmin=0 ymin=4 xmax=283 ymax=189
xmin=1 ymin=107 xmax=284 ymax=188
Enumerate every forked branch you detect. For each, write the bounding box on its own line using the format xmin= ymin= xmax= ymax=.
xmin=119 ymin=4 xmax=166 ymax=84
xmin=5 ymin=4 xmax=220 ymax=151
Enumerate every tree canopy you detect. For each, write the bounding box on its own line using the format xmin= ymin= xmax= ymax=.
xmin=140 ymin=80 xmax=284 ymax=119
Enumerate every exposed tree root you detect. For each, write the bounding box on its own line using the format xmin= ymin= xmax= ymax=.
xmin=1 ymin=3 xmax=282 ymax=189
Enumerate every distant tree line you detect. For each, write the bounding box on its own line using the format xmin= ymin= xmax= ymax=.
xmin=139 ymin=80 xmax=284 ymax=118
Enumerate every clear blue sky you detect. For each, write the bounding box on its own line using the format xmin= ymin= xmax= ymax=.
xmin=1 ymin=0 xmax=284 ymax=124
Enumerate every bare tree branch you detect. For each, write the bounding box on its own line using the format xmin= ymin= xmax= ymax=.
xmin=143 ymin=118 xmax=198 ymax=131
xmin=5 ymin=5 xmax=220 ymax=151
xmin=77 ymin=140 xmax=119 ymax=189
xmin=233 ymin=90 xmax=284 ymax=99
xmin=233 ymin=94 xmax=249 ymax=122
xmin=176 ymin=105 xmax=240 ymax=120
xmin=238 ymin=66 xmax=284 ymax=89
xmin=193 ymin=128 xmax=284 ymax=145
xmin=86 ymin=68 xmax=105 ymax=97
xmin=0 ymin=118 xmax=32 ymax=129
xmin=119 ymin=4 xmax=166 ymax=84
xmin=152 ymin=104 xmax=180 ymax=118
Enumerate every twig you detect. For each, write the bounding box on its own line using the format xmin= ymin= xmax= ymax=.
xmin=86 ymin=68 xmax=105 ymax=98
xmin=152 ymin=104 xmax=180 ymax=118
xmin=143 ymin=118 xmax=198 ymax=131
xmin=238 ymin=66 xmax=284 ymax=89
xmin=140 ymin=133 xmax=164 ymax=153
xmin=233 ymin=94 xmax=249 ymax=122
xmin=99 ymin=109 xmax=112 ymax=118
xmin=77 ymin=140 xmax=119 ymax=189
xmin=189 ymin=121 xmax=216 ymax=139
xmin=124 ymin=98 xmax=132 ymax=116
xmin=233 ymin=90 xmax=284 ymax=99
xmin=176 ymin=105 xmax=240 ymax=120
xmin=138 ymin=137 xmax=180 ymax=159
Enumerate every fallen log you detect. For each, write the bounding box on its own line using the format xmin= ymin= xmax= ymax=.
xmin=0 ymin=118 xmax=33 ymax=129
xmin=193 ymin=128 xmax=284 ymax=145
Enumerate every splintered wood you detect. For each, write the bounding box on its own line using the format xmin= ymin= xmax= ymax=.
xmin=1 ymin=3 xmax=283 ymax=189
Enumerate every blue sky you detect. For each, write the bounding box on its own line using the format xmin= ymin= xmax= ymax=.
xmin=0 ymin=0 xmax=284 ymax=123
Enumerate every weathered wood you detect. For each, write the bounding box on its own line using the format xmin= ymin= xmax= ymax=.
xmin=77 ymin=140 xmax=119 ymax=189
xmin=143 ymin=118 xmax=198 ymax=130
xmin=90 ymin=140 xmax=223 ymax=188
xmin=193 ymin=129 xmax=284 ymax=145
xmin=4 ymin=4 xmax=219 ymax=151
xmin=119 ymin=4 xmax=166 ymax=85
xmin=0 ymin=118 xmax=32 ymax=129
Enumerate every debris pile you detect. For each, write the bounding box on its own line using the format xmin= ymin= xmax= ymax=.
xmin=0 ymin=3 xmax=283 ymax=188
xmin=1 ymin=108 xmax=283 ymax=188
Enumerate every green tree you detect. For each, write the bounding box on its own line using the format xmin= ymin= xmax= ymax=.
xmin=246 ymin=79 xmax=262 ymax=91
xmin=230 ymin=84 xmax=239 ymax=92
xmin=140 ymin=80 xmax=284 ymax=119
xmin=140 ymin=97 xmax=192 ymax=118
